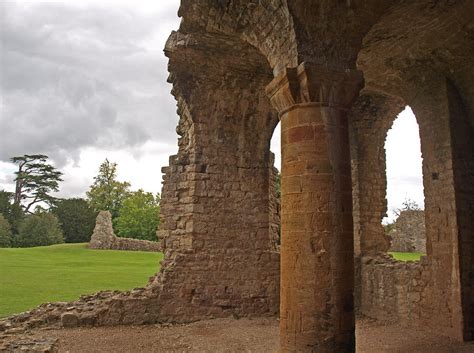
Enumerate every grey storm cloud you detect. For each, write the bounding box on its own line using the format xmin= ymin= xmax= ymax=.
xmin=0 ymin=1 xmax=180 ymax=166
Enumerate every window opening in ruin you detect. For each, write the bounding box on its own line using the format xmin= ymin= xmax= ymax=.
xmin=270 ymin=121 xmax=281 ymax=245
xmin=270 ymin=121 xmax=281 ymax=171
xmin=383 ymin=107 xmax=426 ymax=260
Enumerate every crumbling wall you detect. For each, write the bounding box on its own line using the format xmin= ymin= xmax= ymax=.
xmin=88 ymin=211 xmax=161 ymax=252
xmin=356 ymin=0 xmax=474 ymax=340
xmin=268 ymin=154 xmax=280 ymax=247
xmin=360 ymin=255 xmax=428 ymax=324
xmin=350 ymin=92 xmax=404 ymax=312
xmin=150 ymin=31 xmax=280 ymax=322
xmin=388 ymin=210 xmax=426 ymax=253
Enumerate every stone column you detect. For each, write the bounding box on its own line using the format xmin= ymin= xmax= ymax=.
xmin=266 ymin=63 xmax=363 ymax=353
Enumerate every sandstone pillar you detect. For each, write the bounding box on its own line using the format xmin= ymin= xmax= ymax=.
xmin=267 ymin=63 xmax=361 ymax=352
xmin=266 ymin=63 xmax=363 ymax=353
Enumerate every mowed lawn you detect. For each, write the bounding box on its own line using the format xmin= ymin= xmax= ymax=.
xmin=0 ymin=243 xmax=163 ymax=318
xmin=389 ymin=252 xmax=424 ymax=261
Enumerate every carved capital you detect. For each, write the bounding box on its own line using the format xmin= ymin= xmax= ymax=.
xmin=265 ymin=62 xmax=364 ymax=115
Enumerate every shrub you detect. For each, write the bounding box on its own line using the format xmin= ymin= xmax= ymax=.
xmin=0 ymin=213 xmax=13 ymax=248
xmin=52 ymin=198 xmax=96 ymax=243
xmin=15 ymin=212 xmax=64 ymax=247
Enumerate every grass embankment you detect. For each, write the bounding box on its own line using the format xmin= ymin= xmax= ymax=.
xmin=389 ymin=252 xmax=424 ymax=262
xmin=0 ymin=243 xmax=162 ymax=318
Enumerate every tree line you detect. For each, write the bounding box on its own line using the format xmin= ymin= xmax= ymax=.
xmin=0 ymin=155 xmax=160 ymax=248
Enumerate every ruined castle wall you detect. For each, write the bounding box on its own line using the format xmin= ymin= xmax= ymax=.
xmin=388 ymin=210 xmax=426 ymax=253
xmin=350 ymin=85 xmax=465 ymax=332
xmin=408 ymin=81 xmax=464 ymax=339
xmin=349 ymin=93 xmax=429 ymax=325
xmin=446 ymin=81 xmax=474 ymax=341
xmin=350 ymin=93 xmax=403 ymax=257
xmin=355 ymin=1 xmax=474 ymax=340
xmin=152 ymin=33 xmax=280 ymax=322
xmin=349 ymin=93 xmax=404 ymax=311
xmin=360 ymin=255 xmax=428 ymax=324
xmin=89 ymin=211 xmax=161 ymax=252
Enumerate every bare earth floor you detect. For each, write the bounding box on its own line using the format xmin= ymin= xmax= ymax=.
xmin=41 ymin=317 xmax=474 ymax=353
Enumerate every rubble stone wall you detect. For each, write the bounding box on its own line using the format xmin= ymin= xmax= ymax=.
xmin=388 ymin=210 xmax=426 ymax=253
xmin=88 ymin=211 xmax=161 ymax=252
xmin=447 ymin=80 xmax=474 ymax=341
xmin=151 ymin=32 xmax=280 ymax=322
xmin=360 ymin=255 xmax=428 ymax=324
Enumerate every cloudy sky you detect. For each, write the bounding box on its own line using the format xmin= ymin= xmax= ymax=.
xmin=0 ymin=0 xmax=423 ymax=221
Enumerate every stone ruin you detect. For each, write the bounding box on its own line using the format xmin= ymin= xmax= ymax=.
xmin=1 ymin=1 xmax=473 ymax=352
xmin=88 ymin=211 xmax=161 ymax=252
xmin=388 ymin=210 xmax=426 ymax=253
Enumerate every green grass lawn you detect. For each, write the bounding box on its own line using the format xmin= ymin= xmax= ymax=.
xmin=389 ymin=252 xmax=424 ymax=261
xmin=0 ymin=243 xmax=163 ymax=318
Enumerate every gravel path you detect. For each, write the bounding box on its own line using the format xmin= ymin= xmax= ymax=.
xmin=42 ymin=317 xmax=474 ymax=353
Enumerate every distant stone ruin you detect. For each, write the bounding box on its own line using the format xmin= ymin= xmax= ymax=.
xmin=88 ymin=211 xmax=161 ymax=252
xmin=389 ymin=210 xmax=426 ymax=253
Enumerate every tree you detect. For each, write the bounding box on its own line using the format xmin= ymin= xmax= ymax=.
xmin=11 ymin=154 xmax=63 ymax=214
xmin=114 ymin=190 xmax=160 ymax=241
xmin=15 ymin=211 xmax=64 ymax=247
xmin=0 ymin=213 xmax=13 ymax=248
xmin=393 ymin=197 xmax=422 ymax=217
xmin=52 ymin=198 xmax=97 ymax=243
xmin=0 ymin=190 xmax=13 ymax=217
xmin=401 ymin=198 xmax=421 ymax=211
xmin=0 ymin=190 xmax=23 ymax=234
xmin=86 ymin=159 xmax=131 ymax=218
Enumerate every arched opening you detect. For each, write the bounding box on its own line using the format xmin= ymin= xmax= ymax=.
xmin=383 ymin=106 xmax=426 ymax=260
xmin=270 ymin=121 xmax=281 ymax=171
xmin=269 ymin=121 xmax=281 ymax=245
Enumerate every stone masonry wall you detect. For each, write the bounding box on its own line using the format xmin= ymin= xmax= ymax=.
xmin=350 ymin=102 xmax=429 ymax=322
xmin=151 ymin=31 xmax=280 ymax=322
xmin=88 ymin=211 xmax=161 ymax=252
xmin=360 ymin=254 xmax=428 ymax=325
xmin=447 ymin=80 xmax=474 ymax=341
xmin=355 ymin=1 xmax=474 ymax=340
xmin=349 ymin=92 xmax=404 ymax=313
xmin=389 ymin=210 xmax=426 ymax=253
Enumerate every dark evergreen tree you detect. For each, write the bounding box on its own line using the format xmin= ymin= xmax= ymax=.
xmin=0 ymin=213 xmax=13 ymax=248
xmin=0 ymin=190 xmax=23 ymax=235
xmin=52 ymin=198 xmax=97 ymax=243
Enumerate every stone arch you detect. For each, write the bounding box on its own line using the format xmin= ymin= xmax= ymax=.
xmin=355 ymin=0 xmax=474 ymax=340
xmin=176 ymin=0 xmax=299 ymax=73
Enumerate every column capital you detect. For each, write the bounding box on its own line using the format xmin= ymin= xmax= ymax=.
xmin=265 ymin=62 xmax=364 ymax=115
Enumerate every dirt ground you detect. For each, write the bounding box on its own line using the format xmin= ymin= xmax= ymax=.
xmin=43 ymin=317 xmax=474 ymax=353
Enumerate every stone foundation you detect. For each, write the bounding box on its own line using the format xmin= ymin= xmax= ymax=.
xmin=0 ymin=335 xmax=58 ymax=353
